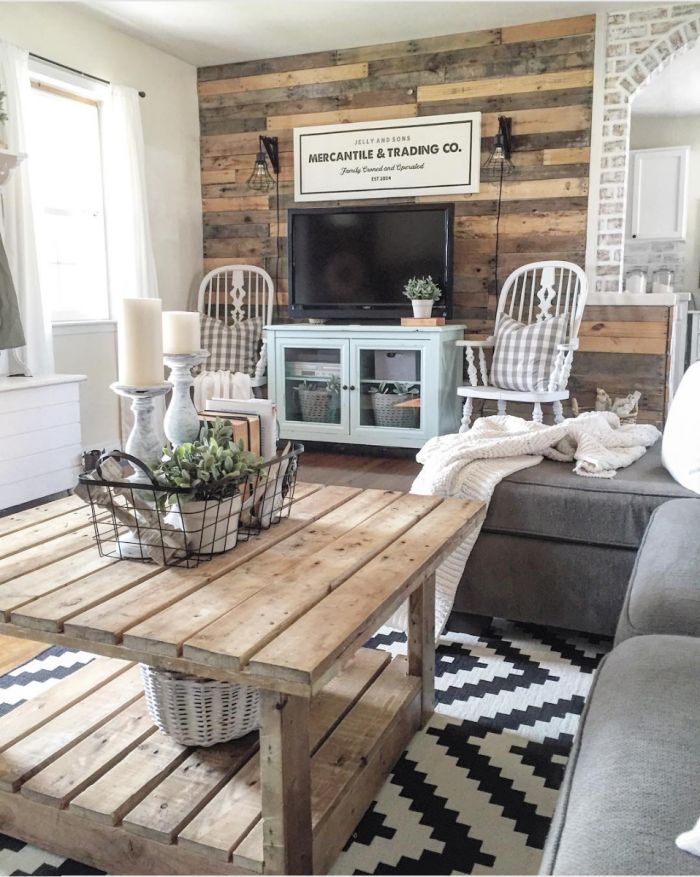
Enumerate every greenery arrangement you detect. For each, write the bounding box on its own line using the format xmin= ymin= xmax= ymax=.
xmin=369 ymin=381 xmax=420 ymax=396
xmin=152 ymin=418 xmax=264 ymax=503
xmin=295 ymin=375 xmax=341 ymax=394
xmin=402 ymin=275 xmax=442 ymax=302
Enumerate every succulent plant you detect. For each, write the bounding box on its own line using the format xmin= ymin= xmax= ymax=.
xmin=402 ymin=275 xmax=442 ymax=301
xmin=152 ymin=418 xmax=264 ymax=503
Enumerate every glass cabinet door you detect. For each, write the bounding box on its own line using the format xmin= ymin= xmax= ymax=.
xmin=278 ymin=343 xmax=348 ymax=433
xmin=352 ymin=343 xmax=425 ymax=434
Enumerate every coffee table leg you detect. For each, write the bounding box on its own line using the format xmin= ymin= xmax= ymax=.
xmin=408 ymin=572 xmax=436 ymax=725
xmin=259 ymin=689 xmax=313 ymax=874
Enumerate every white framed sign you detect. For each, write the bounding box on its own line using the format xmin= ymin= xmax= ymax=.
xmin=294 ymin=112 xmax=481 ymax=202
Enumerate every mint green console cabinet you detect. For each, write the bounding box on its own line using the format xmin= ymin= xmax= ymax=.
xmin=266 ymin=324 xmax=466 ymax=449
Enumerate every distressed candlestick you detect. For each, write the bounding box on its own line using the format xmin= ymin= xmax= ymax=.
xmin=163 ymin=350 xmax=208 ymax=447
xmin=110 ymin=382 xmax=171 ymax=471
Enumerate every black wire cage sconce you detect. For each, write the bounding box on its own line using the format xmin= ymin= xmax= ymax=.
xmin=482 ymin=115 xmax=515 ymax=179
xmin=247 ymin=135 xmax=280 ymax=191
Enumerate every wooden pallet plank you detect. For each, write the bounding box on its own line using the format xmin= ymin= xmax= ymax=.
xmin=417 ymin=68 xmax=593 ymax=103
xmin=122 ymin=488 xmax=397 ymax=658
xmin=21 ymin=697 xmax=155 ymax=807
xmin=0 ymin=527 xmax=99 ymax=587
xmin=579 ymin=320 xmax=667 ymax=338
xmin=0 ymin=657 xmax=130 ymax=752
xmin=0 ymin=789 xmax=251 ymax=875
xmin=248 ymin=499 xmax=484 ymax=690
xmin=0 ymin=665 xmax=142 ymax=791
xmin=182 ymin=494 xmax=442 ymax=672
xmin=0 ymin=507 xmax=99 ymax=559
xmin=198 ymin=63 xmax=369 ymax=97
xmin=122 ymin=734 xmax=259 ymax=844
xmin=69 ymin=732 xmax=190 ymax=826
xmin=266 ymin=103 xmax=416 ymax=131
xmin=62 ymin=485 xmax=355 ymax=647
xmin=501 ymin=14 xmax=595 ymax=44
xmin=578 ymin=335 xmax=667 ymax=355
xmin=10 ymin=560 xmax=165 ymax=631
xmin=0 ymin=494 xmax=83 ymax=538
xmin=178 ymin=648 xmax=389 ymax=863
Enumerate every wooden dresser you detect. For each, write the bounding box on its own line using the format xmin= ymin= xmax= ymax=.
xmin=0 ymin=374 xmax=86 ymax=511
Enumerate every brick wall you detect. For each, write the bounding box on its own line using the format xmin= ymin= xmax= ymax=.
xmin=594 ymin=3 xmax=700 ymax=292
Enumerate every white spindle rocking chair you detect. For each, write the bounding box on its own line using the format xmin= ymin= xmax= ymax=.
xmin=457 ymin=260 xmax=588 ymax=431
xmin=196 ymin=264 xmax=275 ymax=389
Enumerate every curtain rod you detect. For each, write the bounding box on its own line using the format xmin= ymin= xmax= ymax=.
xmin=28 ymin=52 xmax=146 ymax=97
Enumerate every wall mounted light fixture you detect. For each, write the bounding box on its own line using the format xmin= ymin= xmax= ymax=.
xmin=247 ymin=135 xmax=280 ymax=191
xmin=482 ymin=116 xmax=515 ymax=295
xmin=482 ymin=116 xmax=514 ymax=179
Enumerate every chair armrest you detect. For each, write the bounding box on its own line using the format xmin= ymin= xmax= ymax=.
xmin=456 ymin=338 xmax=495 ymax=348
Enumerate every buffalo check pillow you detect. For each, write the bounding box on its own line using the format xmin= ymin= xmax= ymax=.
xmin=198 ymin=314 xmax=263 ymax=376
xmin=490 ymin=313 xmax=567 ymax=392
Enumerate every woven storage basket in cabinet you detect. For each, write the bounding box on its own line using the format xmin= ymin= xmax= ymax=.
xmin=297 ymin=387 xmax=332 ymax=422
xmin=371 ymin=392 xmax=418 ymax=428
xmin=140 ymin=664 xmax=259 ymax=746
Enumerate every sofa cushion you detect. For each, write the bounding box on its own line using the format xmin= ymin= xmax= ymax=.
xmin=485 ymin=441 xmax=692 ymax=549
xmin=615 ymin=498 xmax=700 ymax=644
xmin=541 ymin=635 xmax=700 ymax=875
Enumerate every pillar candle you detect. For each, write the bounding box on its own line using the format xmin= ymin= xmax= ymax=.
xmin=163 ymin=311 xmax=200 ymax=354
xmin=117 ymin=298 xmax=164 ymax=387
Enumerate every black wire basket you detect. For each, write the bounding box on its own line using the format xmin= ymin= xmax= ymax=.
xmin=78 ymin=442 xmax=303 ymax=568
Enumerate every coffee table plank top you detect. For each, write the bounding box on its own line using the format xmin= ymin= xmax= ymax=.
xmin=0 ymin=484 xmax=485 ymax=697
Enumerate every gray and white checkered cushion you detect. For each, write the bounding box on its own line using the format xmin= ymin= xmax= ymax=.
xmin=490 ymin=313 xmax=567 ymax=392
xmin=198 ymin=314 xmax=262 ymax=376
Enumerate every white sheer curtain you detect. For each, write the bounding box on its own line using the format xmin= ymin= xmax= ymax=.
xmin=0 ymin=39 xmax=54 ymax=375
xmin=101 ymin=84 xmax=164 ymax=443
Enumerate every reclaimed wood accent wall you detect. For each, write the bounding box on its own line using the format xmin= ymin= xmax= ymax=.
xmin=198 ymin=14 xmax=595 ymax=329
xmin=197 ymin=14 xmax=668 ymax=425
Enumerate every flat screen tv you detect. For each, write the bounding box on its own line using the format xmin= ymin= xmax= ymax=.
xmin=287 ymin=204 xmax=453 ymax=321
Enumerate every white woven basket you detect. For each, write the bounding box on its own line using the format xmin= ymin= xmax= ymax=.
xmin=140 ymin=664 xmax=259 ymax=746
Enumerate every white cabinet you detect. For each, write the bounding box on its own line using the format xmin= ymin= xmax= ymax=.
xmin=628 ymin=146 xmax=689 ymax=241
xmin=0 ymin=374 xmax=86 ymax=511
xmin=267 ymin=324 xmax=465 ymax=448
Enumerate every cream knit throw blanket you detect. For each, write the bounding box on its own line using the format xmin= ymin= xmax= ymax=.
xmin=386 ymin=412 xmax=661 ymax=634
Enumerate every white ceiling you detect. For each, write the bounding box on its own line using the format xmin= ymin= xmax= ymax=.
xmin=80 ymin=0 xmax=650 ymax=68
xmin=633 ymin=42 xmax=700 ymax=116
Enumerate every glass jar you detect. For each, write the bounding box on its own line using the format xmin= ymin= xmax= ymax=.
xmin=652 ymin=267 xmax=674 ymax=295
xmin=625 ymin=267 xmax=648 ymax=295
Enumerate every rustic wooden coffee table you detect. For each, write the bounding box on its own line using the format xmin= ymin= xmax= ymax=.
xmin=0 ymin=483 xmax=484 ymax=875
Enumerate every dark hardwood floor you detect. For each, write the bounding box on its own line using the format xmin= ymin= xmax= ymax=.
xmin=298 ymin=449 xmax=420 ymax=491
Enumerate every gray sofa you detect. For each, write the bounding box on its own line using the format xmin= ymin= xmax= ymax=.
xmin=455 ymin=441 xmax=694 ymax=635
xmin=541 ymin=498 xmax=700 ymax=875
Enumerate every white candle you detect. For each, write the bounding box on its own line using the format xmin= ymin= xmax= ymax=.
xmin=117 ymin=298 xmax=164 ymax=387
xmin=163 ymin=311 xmax=200 ymax=354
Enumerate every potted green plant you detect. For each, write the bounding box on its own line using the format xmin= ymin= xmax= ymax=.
xmin=295 ymin=374 xmax=341 ymax=423
xmin=403 ymin=275 xmax=442 ymax=318
xmin=153 ymin=419 xmax=264 ymax=553
xmin=368 ymin=381 xmax=420 ymax=429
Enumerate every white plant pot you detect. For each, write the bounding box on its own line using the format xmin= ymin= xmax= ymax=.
xmin=412 ymin=300 xmax=433 ymax=318
xmin=165 ymin=494 xmax=242 ymax=553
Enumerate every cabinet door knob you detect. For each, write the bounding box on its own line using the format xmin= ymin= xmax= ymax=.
xmin=342 ymin=384 xmax=348 ymax=390
xmin=350 ymin=385 xmax=356 ymax=391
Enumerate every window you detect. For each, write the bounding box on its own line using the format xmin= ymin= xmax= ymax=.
xmin=29 ymin=81 xmax=110 ymax=322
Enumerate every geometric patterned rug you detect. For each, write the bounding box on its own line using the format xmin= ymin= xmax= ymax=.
xmin=0 ymin=617 xmax=610 ymax=876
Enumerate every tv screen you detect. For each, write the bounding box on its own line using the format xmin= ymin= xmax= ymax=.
xmin=288 ymin=204 xmax=453 ymax=321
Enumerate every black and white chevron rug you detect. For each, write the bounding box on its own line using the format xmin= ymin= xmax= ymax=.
xmin=0 ymin=617 xmax=609 ymax=876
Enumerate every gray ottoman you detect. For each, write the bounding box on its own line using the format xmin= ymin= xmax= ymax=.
xmin=615 ymin=498 xmax=700 ymax=645
xmin=541 ymin=634 xmax=700 ymax=875
xmin=455 ymin=442 xmax=694 ymax=635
